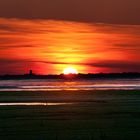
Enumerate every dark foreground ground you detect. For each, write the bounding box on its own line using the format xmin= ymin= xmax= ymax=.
xmin=0 ymin=90 xmax=140 ymax=140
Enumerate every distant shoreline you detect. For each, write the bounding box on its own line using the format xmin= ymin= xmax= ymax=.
xmin=0 ymin=72 xmax=140 ymax=80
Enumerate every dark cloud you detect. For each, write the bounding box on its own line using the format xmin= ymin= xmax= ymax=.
xmin=114 ymin=44 xmax=140 ymax=51
xmin=36 ymin=60 xmax=140 ymax=70
xmin=0 ymin=44 xmax=37 ymax=50
xmin=1 ymin=58 xmax=140 ymax=69
xmin=88 ymin=61 xmax=140 ymax=70
xmin=0 ymin=58 xmax=31 ymax=63
xmin=0 ymin=0 xmax=140 ymax=24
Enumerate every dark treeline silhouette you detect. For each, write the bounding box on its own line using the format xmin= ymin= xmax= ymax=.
xmin=0 ymin=70 xmax=140 ymax=80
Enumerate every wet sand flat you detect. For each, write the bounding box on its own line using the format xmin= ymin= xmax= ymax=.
xmin=0 ymin=90 xmax=140 ymax=140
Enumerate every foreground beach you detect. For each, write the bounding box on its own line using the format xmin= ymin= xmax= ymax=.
xmin=0 ymin=90 xmax=140 ymax=140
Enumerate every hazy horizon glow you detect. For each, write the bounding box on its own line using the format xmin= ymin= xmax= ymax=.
xmin=0 ymin=18 xmax=140 ymax=74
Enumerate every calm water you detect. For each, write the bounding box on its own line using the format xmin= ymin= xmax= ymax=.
xmin=0 ymin=79 xmax=140 ymax=91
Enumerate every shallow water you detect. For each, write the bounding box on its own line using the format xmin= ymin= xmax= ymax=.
xmin=0 ymin=78 xmax=140 ymax=91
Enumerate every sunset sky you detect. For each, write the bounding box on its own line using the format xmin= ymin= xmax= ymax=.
xmin=0 ymin=0 xmax=140 ymax=74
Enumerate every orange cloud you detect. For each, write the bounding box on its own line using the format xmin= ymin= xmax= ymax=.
xmin=0 ymin=18 xmax=140 ymax=74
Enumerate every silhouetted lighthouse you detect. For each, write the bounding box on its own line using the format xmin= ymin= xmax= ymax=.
xmin=29 ymin=70 xmax=33 ymax=76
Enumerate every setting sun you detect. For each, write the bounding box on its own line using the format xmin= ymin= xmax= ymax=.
xmin=63 ymin=67 xmax=78 ymax=75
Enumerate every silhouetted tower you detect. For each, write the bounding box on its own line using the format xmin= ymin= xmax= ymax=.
xmin=29 ymin=70 xmax=33 ymax=76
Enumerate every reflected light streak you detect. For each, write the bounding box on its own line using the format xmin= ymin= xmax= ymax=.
xmin=0 ymin=102 xmax=74 ymax=106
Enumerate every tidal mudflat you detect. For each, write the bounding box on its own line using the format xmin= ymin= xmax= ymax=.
xmin=0 ymin=90 xmax=140 ymax=140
